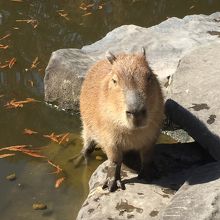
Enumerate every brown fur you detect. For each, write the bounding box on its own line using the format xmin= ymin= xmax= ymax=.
xmin=80 ymin=51 xmax=164 ymax=190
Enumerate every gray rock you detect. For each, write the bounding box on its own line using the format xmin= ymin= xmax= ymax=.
xmin=161 ymin=162 xmax=220 ymax=220
xmin=76 ymin=142 xmax=213 ymax=220
xmin=82 ymin=13 xmax=220 ymax=81
xmin=167 ymin=42 xmax=220 ymax=137
xmin=44 ymin=13 xmax=220 ymax=111
xmin=44 ymin=49 xmax=95 ymax=110
xmin=76 ymin=161 xmax=171 ymax=220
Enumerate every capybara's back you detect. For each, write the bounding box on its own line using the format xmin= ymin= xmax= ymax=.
xmin=80 ymin=49 xmax=164 ymax=191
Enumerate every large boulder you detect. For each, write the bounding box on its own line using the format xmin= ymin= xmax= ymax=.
xmin=44 ymin=49 xmax=95 ymax=110
xmin=44 ymin=12 xmax=220 ymax=111
xmin=76 ymin=142 xmax=213 ymax=220
xmin=161 ymin=161 xmax=220 ymax=220
xmin=167 ymin=42 xmax=220 ymax=138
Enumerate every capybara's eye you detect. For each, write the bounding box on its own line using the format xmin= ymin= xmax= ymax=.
xmin=147 ymin=74 xmax=152 ymax=81
xmin=112 ymin=78 xmax=117 ymax=84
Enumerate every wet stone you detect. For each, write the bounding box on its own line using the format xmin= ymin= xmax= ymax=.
xmin=32 ymin=203 xmax=47 ymax=210
xmin=6 ymin=173 xmax=16 ymax=181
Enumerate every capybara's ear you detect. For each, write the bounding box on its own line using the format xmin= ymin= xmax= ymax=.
xmin=106 ymin=51 xmax=117 ymax=64
xmin=141 ymin=47 xmax=146 ymax=57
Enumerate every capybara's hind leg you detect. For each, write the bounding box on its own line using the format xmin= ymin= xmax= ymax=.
xmin=81 ymin=138 xmax=96 ymax=163
xmin=69 ymin=131 xmax=96 ymax=167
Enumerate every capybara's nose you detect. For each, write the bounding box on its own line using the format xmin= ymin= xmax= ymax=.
xmin=126 ymin=108 xmax=146 ymax=118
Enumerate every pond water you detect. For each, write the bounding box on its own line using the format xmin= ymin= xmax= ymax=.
xmin=0 ymin=0 xmax=220 ymax=219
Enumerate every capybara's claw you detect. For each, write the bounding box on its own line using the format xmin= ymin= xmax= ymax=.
xmin=102 ymin=178 xmax=125 ymax=192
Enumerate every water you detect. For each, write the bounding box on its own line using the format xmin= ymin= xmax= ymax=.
xmin=0 ymin=0 xmax=220 ymax=219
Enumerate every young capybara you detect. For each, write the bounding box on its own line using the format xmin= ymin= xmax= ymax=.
xmin=79 ymin=48 xmax=164 ymax=192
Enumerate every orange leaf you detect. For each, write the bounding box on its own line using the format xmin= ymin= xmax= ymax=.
xmin=58 ymin=133 xmax=70 ymax=144
xmin=8 ymin=58 xmax=16 ymax=68
xmin=0 ymin=63 xmax=9 ymax=69
xmin=47 ymin=160 xmax=62 ymax=174
xmin=24 ymin=128 xmax=38 ymax=135
xmin=82 ymin=12 xmax=92 ymax=17
xmin=22 ymin=150 xmax=46 ymax=158
xmin=0 ymin=153 xmax=15 ymax=158
xmin=5 ymin=98 xmax=40 ymax=109
xmin=0 ymin=44 xmax=9 ymax=49
xmin=0 ymin=145 xmax=28 ymax=152
xmin=16 ymin=19 xmax=38 ymax=28
xmin=0 ymin=34 xmax=11 ymax=41
xmin=55 ymin=177 xmax=65 ymax=188
xmin=43 ymin=133 xmax=59 ymax=143
xmin=30 ymin=57 xmax=39 ymax=69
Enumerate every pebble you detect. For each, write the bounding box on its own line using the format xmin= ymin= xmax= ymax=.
xmin=6 ymin=173 xmax=16 ymax=181
xmin=32 ymin=203 xmax=47 ymax=210
xmin=95 ymin=156 xmax=103 ymax=161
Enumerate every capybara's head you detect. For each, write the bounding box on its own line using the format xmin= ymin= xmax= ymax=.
xmin=105 ymin=48 xmax=159 ymax=130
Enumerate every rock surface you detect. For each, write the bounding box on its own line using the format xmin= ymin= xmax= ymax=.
xmin=167 ymin=42 xmax=220 ymax=138
xmin=161 ymin=162 xmax=220 ymax=220
xmin=44 ymin=12 xmax=220 ymax=111
xmin=76 ymin=143 xmax=213 ymax=220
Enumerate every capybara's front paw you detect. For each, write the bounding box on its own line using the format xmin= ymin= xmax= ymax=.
xmin=102 ymin=177 xmax=125 ymax=192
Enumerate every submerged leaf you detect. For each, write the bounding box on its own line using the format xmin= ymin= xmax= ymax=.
xmin=24 ymin=128 xmax=38 ymax=135
xmin=0 ymin=153 xmax=15 ymax=158
xmin=5 ymin=98 xmax=40 ymax=109
xmin=22 ymin=150 xmax=46 ymax=158
xmin=55 ymin=177 xmax=65 ymax=188
xmin=0 ymin=34 xmax=11 ymax=41
xmin=47 ymin=160 xmax=62 ymax=174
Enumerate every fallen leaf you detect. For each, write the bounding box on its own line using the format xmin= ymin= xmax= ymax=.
xmin=0 ymin=153 xmax=15 ymax=158
xmin=5 ymin=98 xmax=40 ymax=109
xmin=8 ymin=57 xmax=16 ymax=68
xmin=0 ymin=94 xmax=4 ymax=98
xmin=0 ymin=44 xmax=9 ymax=49
xmin=47 ymin=160 xmax=62 ymax=174
xmin=58 ymin=133 xmax=70 ymax=144
xmin=16 ymin=19 xmax=38 ymax=28
xmin=43 ymin=132 xmax=70 ymax=144
xmin=22 ymin=150 xmax=46 ymax=158
xmin=24 ymin=128 xmax=38 ymax=135
xmin=30 ymin=57 xmax=39 ymax=69
xmin=189 ymin=5 xmax=195 ymax=9
xmin=0 ymin=62 xmax=9 ymax=69
xmin=43 ymin=133 xmax=59 ymax=143
xmin=0 ymin=34 xmax=11 ymax=41
xmin=0 ymin=145 xmax=28 ymax=152
xmin=57 ymin=10 xmax=70 ymax=20
xmin=55 ymin=177 xmax=65 ymax=188
xmin=82 ymin=12 xmax=92 ymax=17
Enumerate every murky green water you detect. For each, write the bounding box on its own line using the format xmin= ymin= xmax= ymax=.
xmin=0 ymin=0 xmax=220 ymax=219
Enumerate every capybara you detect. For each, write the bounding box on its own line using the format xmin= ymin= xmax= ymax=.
xmin=79 ymin=48 xmax=164 ymax=192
